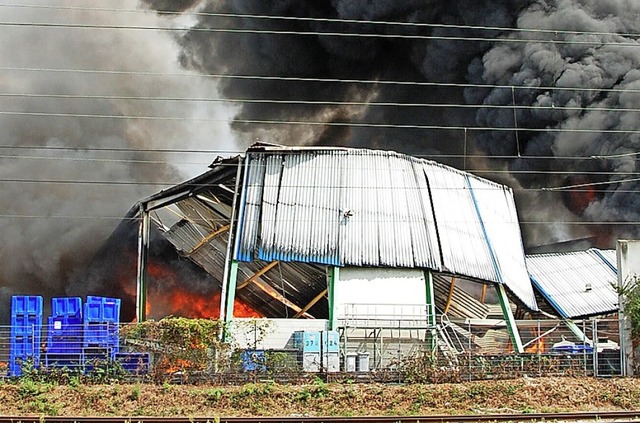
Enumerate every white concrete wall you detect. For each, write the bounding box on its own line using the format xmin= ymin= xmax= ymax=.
xmin=336 ymin=267 xmax=428 ymax=321
xmin=228 ymin=317 xmax=329 ymax=350
xmin=616 ymin=240 xmax=640 ymax=376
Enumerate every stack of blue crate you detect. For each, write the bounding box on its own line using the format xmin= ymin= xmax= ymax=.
xmin=83 ymin=296 xmax=121 ymax=371
xmin=44 ymin=297 xmax=84 ymax=371
xmin=9 ymin=295 xmax=43 ymax=376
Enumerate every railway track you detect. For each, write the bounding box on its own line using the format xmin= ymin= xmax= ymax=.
xmin=2 ymin=411 xmax=640 ymax=423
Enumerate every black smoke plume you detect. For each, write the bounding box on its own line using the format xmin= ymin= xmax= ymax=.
xmin=142 ymin=0 xmax=640 ymax=250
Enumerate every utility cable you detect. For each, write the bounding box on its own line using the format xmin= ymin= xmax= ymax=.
xmin=3 ymin=3 xmax=640 ymax=40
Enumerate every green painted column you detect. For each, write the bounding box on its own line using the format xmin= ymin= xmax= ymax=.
xmin=328 ymin=266 xmax=339 ymax=330
xmin=135 ymin=205 xmax=150 ymax=322
xmin=424 ymin=271 xmax=437 ymax=352
xmin=223 ymin=260 xmax=239 ymax=324
xmin=497 ymin=284 xmax=524 ymax=353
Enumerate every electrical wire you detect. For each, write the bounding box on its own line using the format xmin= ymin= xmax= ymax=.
xmin=4 ymin=92 xmax=640 ymax=115
xmin=3 ymin=65 xmax=640 ymax=95
xmin=3 ymin=3 xmax=640 ymax=40
xmin=4 ymin=20 xmax=639 ymax=47
xmin=4 ymin=110 xmax=640 ymax=135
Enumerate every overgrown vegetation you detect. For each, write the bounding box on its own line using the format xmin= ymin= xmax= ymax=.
xmin=0 ymin=377 xmax=638 ymax=417
xmin=119 ymin=316 xmax=230 ymax=382
xmin=615 ymin=276 xmax=640 ymax=337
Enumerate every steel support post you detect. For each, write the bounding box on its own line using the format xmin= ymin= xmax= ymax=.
xmin=497 ymin=284 xmax=524 ymax=353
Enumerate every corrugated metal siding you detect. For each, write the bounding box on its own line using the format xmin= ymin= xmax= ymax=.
xmin=238 ymin=150 xmax=443 ymax=269
xmin=526 ymin=250 xmax=618 ymax=318
xmin=164 ymin=218 xmax=328 ymax=318
xmin=235 ymin=147 xmax=536 ymax=310
xmin=432 ymin=274 xmax=490 ymax=319
xmin=593 ymin=248 xmax=617 ymax=272
xmin=422 ymin=162 xmax=496 ymax=280
xmin=466 ymin=175 xmax=537 ymax=311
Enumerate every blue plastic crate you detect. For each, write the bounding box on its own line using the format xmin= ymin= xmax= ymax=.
xmin=51 ymin=297 xmax=82 ymax=318
xmin=11 ymin=295 xmax=43 ymax=316
xmin=322 ymin=331 xmax=340 ymax=353
xmin=46 ymin=339 xmax=84 ymax=355
xmin=83 ymin=347 xmax=112 ymax=373
xmin=241 ymin=349 xmax=266 ymax=372
xmin=11 ymin=314 xmax=43 ymax=337
xmin=9 ymin=336 xmax=42 ymax=377
xmin=83 ymin=321 xmax=118 ymax=341
xmin=84 ymin=296 xmax=120 ymax=323
xmin=11 ymin=337 xmax=37 ymax=357
xmin=114 ymin=352 xmax=150 ymax=374
xmin=48 ymin=316 xmax=83 ymax=338
xmin=44 ymin=352 xmax=84 ymax=371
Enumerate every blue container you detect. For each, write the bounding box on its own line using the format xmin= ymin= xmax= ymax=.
xmin=294 ymin=331 xmax=321 ymax=353
xmin=48 ymin=316 xmax=83 ymax=338
xmin=11 ymin=314 xmax=42 ymax=336
xmin=9 ymin=297 xmax=43 ymax=377
xmin=44 ymin=352 xmax=84 ymax=371
xmin=9 ymin=337 xmax=41 ymax=377
xmin=51 ymin=297 xmax=82 ymax=318
xmin=241 ymin=349 xmax=266 ymax=372
xmin=114 ymin=352 xmax=151 ymax=374
xmin=84 ymin=296 xmax=120 ymax=323
xmin=83 ymin=321 xmax=119 ymax=352
xmin=83 ymin=347 xmax=112 ymax=373
xmin=322 ymin=331 xmax=340 ymax=353
xmin=47 ymin=316 xmax=84 ymax=354
xmin=552 ymin=344 xmax=594 ymax=354
xmin=11 ymin=296 xmax=43 ymax=316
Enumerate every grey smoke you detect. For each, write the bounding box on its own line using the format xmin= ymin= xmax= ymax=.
xmin=0 ymin=0 xmax=235 ymax=321
xmin=143 ymin=0 xmax=640 ymax=247
xmin=3 ymin=0 xmax=640 ymax=320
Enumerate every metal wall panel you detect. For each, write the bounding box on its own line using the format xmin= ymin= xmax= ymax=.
xmin=422 ymin=162 xmax=496 ymax=280
xmin=466 ymin=175 xmax=537 ymax=311
xmin=232 ymin=147 xmax=536 ymax=310
xmin=526 ymin=250 xmax=618 ymax=318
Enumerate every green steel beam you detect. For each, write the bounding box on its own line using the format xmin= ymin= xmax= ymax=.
xmin=564 ymin=319 xmax=589 ymax=343
xmin=224 ymin=260 xmax=239 ymax=324
xmin=328 ymin=266 xmax=339 ymax=330
xmin=497 ymin=284 xmax=524 ymax=353
xmin=424 ymin=270 xmax=437 ymax=352
xmin=135 ymin=206 xmax=150 ymax=322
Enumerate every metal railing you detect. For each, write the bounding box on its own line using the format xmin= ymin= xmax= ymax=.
xmin=0 ymin=317 xmax=624 ymax=382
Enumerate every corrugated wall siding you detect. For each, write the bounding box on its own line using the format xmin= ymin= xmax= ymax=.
xmin=235 ymin=148 xmax=537 ymax=311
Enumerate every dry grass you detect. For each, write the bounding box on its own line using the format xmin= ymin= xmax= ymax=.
xmin=2 ymin=376 xmax=640 ymax=417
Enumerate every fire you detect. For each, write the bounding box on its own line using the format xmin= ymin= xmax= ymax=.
xmin=114 ymin=247 xmax=262 ymax=320
xmin=525 ymin=337 xmax=545 ymax=354
xmin=562 ymin=175 xmax=600 ymax=216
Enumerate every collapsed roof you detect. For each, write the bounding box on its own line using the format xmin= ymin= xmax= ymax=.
xmin=527 ymin=249 xmax=618 ymax=319
xmin=135 ymin=144 xmax=538 ymax=318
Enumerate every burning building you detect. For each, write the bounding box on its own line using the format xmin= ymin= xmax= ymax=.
xmin=127 ymin=143 xmax=539 ymax=352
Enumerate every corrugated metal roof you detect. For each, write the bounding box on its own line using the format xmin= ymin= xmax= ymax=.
xmin=235 ymin=147 xmax=537 ymax=311
xmin=163 ymin=218 xmax=328 ymax=318
xmin=526 ymin=249 xmax=618 ymax=318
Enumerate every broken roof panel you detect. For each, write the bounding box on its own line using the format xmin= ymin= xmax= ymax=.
xmin=526 ymin=249 xmax=618 ymax=319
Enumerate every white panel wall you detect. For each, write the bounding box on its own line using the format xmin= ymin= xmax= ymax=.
xmin=617 ymin=240 xmax=640 ymax=376
xmin=228 ymin=318 xmax=329 ymax=350
xmin=336 ymin=267 xmax=428 ymax=321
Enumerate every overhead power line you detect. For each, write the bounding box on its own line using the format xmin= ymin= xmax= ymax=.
xmin=2 ymin=20 xmax=639 ymax=47
xmin=4 ymin=92 xmax=640 ymax=115
xmin=3 ymin=3 xmax=640 ymax=40
xmin=3 ymin=110 xmax=640 ymax=135
xmin=3 ymin=66 xmax=640 ymax=95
